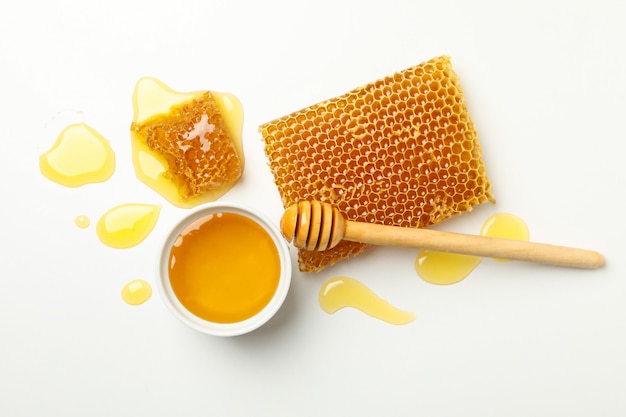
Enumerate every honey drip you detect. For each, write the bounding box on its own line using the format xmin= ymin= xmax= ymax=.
xmin=168 ymin=212 xmax=280 ymax=324
xmin=415 ymin=213 xmax=529 ymax=285
xmin=121 ymin=279 xmax=152 ymax=305
xmin=319 ymin=276 xmax=415 ymax=325
xmin=39 ymin=123 xmax=115 ymax=187
xmin=96 ymin=203 xmax=161 ymax=249
xmin=74 ymin=215 xmax=90 ymax=229
xmin=130 ymin=77 xmax=244 ymax=208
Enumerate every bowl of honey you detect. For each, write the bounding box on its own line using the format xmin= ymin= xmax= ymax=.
xmin=157 ymin=202 xmax=292 ymax=336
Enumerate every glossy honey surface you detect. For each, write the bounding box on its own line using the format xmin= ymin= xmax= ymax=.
xmin=168 ymin=212 xmax=281 ymax=323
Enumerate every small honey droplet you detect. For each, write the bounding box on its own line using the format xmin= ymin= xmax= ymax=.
xmin=96 ymin=203 xmax=161 ymax=249
xmin=74 ymin=215 xmax=90 ymax=229
xmin=319 ymin=276 xmax=415 ymax=325
xmin=39 ymin=123 xmax=115 ymax=187
xmin=121 ymin=279 xmax=152 ymax=305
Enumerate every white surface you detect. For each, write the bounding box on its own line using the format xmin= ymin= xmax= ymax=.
xmin=1 ymin=1 xmax=624 ymax=416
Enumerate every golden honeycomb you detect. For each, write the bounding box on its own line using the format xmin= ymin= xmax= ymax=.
xmin=260 ymin=56 xmax=495 ymax=272
xmin=131 ymin=91 xmax=243 ymax=200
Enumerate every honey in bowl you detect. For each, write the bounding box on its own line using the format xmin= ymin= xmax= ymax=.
xmin=158 ymin=203 xmax=291 ymax=336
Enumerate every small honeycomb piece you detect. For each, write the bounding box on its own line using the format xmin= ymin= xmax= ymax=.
xmin=131 ymin=88 xmax=243 ymax=201
xmin=260 ymin=56 xmax=494 ymax=272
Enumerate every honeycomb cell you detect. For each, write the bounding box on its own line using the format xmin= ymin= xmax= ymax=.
xmin=392 ymin=212 xmax=404 ymax=225
xmin=259 ymin=56 xmax=494 ymax=272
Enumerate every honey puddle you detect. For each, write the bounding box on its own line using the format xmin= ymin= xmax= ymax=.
xmin=121 ymin=279 xmax=152 ymax=305
xmin=319 ymin=276 xmax=415 ymax=325
xmin=39 ymin=123 xmax=115 ymax=187
xmin=74 ymin=215 xmax=90 ymax=229
xmin=415 ymin=213 xmax=530 ymax=285
xmin=480 ymin=213 xmax=530 ymax=262
xmin=96 ymin=203 xmax=161 ymax=249
xmin=130 ymin=77 xmax=244 ymax=208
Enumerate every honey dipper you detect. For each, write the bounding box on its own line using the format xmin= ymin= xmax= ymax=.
xmin=280 ymin=201 xmax=605 ymax=269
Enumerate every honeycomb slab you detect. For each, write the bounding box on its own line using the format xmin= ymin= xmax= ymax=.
xmin=130 ymin=77 xmax=244 ymax=208
xmin=260 ymin=56 xmax=494 ymax=272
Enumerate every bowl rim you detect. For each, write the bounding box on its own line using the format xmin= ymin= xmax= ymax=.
xmin=156 ymin=201 xmax=292 ymax=336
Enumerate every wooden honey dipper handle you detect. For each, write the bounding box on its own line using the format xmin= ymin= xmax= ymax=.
xmin=280 ymin=201 xmax=605 ymax=269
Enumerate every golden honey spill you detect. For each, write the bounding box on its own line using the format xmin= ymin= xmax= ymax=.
xmin=319 ymin=276 xmax=415 ymax=325
xmin=480 ymin=212 xmax=530 ymax=261
xmin=121 ymin=279 xmax=152 ymax=305
xmin=415 ymin=213 xmax=530 ymax=285
xmin=96 ymin=203 xmax=161 ymax=249
xmin=74 ymin=215 xmax=90 ymax=229
xmin=39 ymin=123 xmax=115 ymax=187
xmin=415 ymin=251 xmax=482 ymax=285
xmin=130 ymin=77 xmax=244 ymax=208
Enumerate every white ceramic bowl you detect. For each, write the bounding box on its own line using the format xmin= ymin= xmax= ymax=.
xmin=157 ymin=202 xmax=292 ymax=336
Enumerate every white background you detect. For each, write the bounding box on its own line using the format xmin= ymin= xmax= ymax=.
xmin=1 ymin=1 xmax=624 ymax=416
